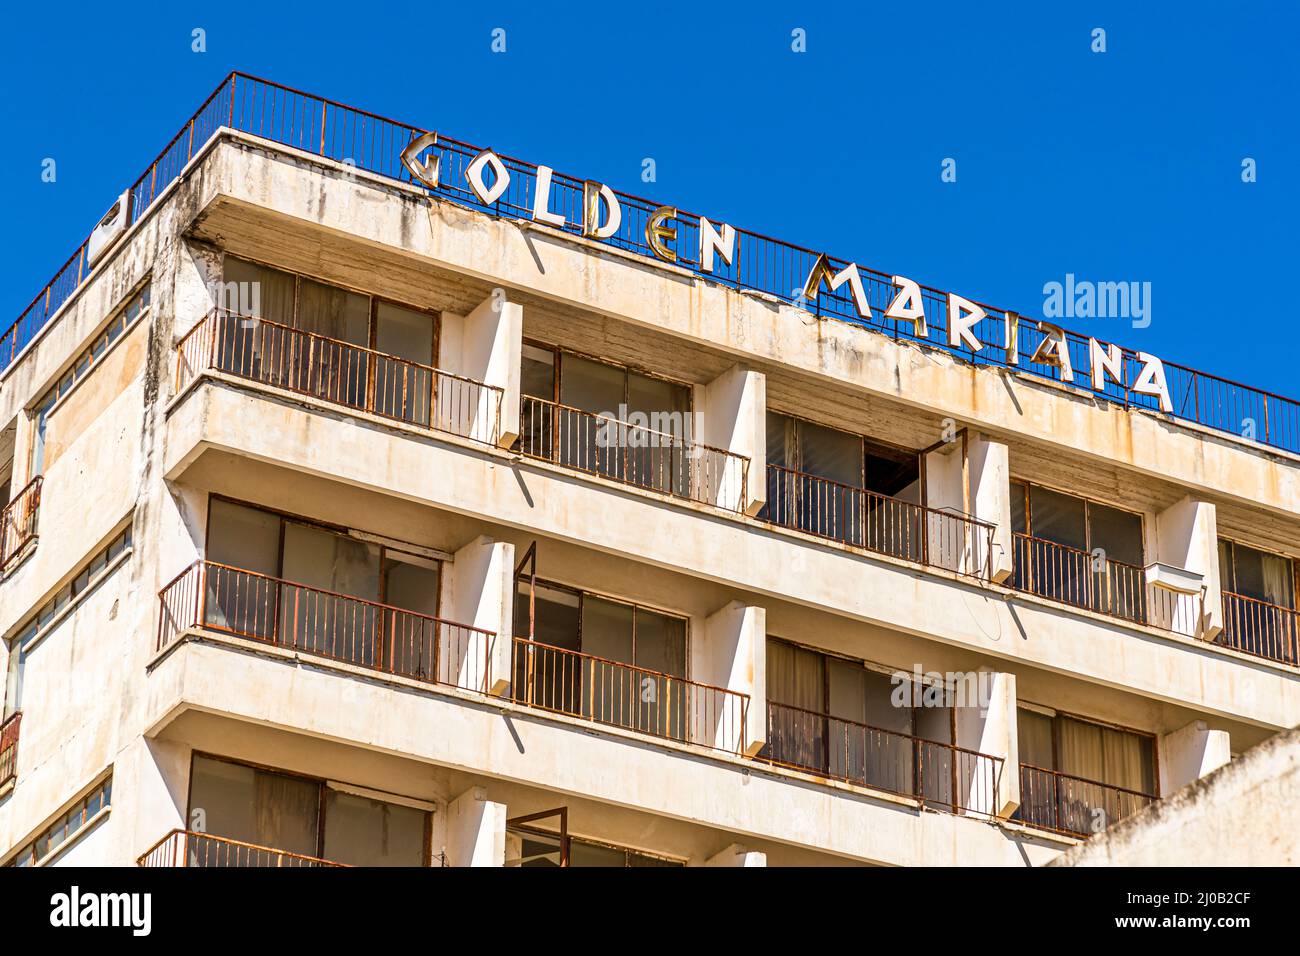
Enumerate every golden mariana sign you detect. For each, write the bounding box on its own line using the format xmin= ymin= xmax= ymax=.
xmin=400 ymin=132 xmax=1174 ymax=414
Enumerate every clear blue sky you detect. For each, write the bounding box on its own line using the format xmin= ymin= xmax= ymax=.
xmin=1 ymin=1 xmax=1295 ymax=395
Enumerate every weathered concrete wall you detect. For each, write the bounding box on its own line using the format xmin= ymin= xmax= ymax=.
xmin=1054 ymin=726 xmax=1300 ymax=866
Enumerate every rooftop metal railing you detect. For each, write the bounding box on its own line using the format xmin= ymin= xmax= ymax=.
xmin=137 ymin=829 xmax=347 ymax=868
xmin=1218 ymin=591 xmax=1300 ymax=667
xmin=1014 ymin=764 xmax=1156 ymax=839
xmin=517 ymin=394 xmax=749 ymax=513
xmin=176 ymin=308 xmax=503 ymax=446
xmin=760 ymin=700 xmax=1003 ymax=817
xmin=6 ymin=71 xmax=1298 ymax=461
xmin=0 ymin=477 xmax=42 ymax=572
xmin=764 ymin=464 xmax=996 ymax=578
xmin=157 ymin=560 xmax=497 ymax=694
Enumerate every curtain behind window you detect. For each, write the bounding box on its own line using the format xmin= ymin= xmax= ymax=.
xmin=375 ymin=302 xmax=436 ymax=426
xmin=188 ymin=757 xmax=319 ymax=862
xmin=280 ymin=522 xmax=381 ymax=663
xmin=219 ymin=258 xmax=296 ymax=384
xmin=322 ymin=790 xmax=426 ymax=867
xmin=205 ymin=500 xmax=281 ymax=638
xmin=765 ymin=641 xmax=825 ymax=773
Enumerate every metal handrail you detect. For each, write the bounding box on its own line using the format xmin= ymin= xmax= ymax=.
xmin=137 ymin=829 xmax=348 ymax=867
xmin=0 ymin=476 xmax=43 ymax=570
xmin=765 ymin=462 xmax=996 ymax=577
xmin=157 ymin=560 xmax=496 ymax=693
xmin=176 ymin=308 xmax=503 ymax=445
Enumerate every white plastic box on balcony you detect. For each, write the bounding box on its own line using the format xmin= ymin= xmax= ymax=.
xmin=1144 ymin=562 xmax=1205 ymax=638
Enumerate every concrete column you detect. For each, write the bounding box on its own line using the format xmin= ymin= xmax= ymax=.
xmin=1154 ymin=496 xmax=1221 ymax=639
xmin=11 ymin=413 xmax=34 ymax=486
xmin=1158 ymin=720 xmax=1231 ymax=795
xmin=697 ymin=365 xmax=766 ymax=516
xmin=114 ymin=736 xmax=192 ymax=864
xmin=444 ymin=786 xmax=507 ymax=866
xmin=924 ymin=432 xmax=1011 ymax=581
xmin=703 ymin=843 xmax=767 ymax=867
xmin=437 ymin=290 xmax=523 ymax=448
xmin=439 ymin=536 xmax=515 ymax=695
xmin=694 ymin=601 xmax=766 ymax=756
xmin=953 ymin=668 xmax=1019 ymax=819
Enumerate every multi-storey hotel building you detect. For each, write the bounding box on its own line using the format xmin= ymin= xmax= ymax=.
xmin=1 ymin=73 xmax=1296 ymax=868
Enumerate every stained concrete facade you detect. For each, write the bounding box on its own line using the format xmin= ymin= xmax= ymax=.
xmin=0 ymin=125 xmax=1297 ymax=868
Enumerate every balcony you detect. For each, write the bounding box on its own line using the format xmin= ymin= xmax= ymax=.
xmin=765 ymin=465 xmax=995 ymax=578
xmin=1218 ymin=591 xmax=1299 ymax=666
xmin=1014 ymin=764 xmax=1156 ymax=839
xmin=760 ymin=701 xmax=1003 ymax=816
xmin=1009 ymin=532 xmax=1205 ymax=639
xmin=509 ymin=636 xmax=750 ymax=755
xmin=157 ymin=561 xmax=497 ymax=694
xmin=0 ymin=477 xmax=42 ymax=572
xmin=0 ymin=712 xmax=19 ymax=788
xmin=176 ymin=308 xmax=504 ymax=446
xmin=517 ymin=395 xmax=749 ymax=514
xmin=138 ymin=830 xmax=347 ymax=867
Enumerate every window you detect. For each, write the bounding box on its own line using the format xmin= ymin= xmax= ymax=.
xmin=764 ymin=411 xmax=920 ymax=552
xmin=518 ymin=341 xmax=693 ymax=496
xmin=511 ymin=578 xmax=688 ymax=739
xmin=508 ymin=827 xmax=683 ymax=868
xmin=764 ymin=639 xmax=952 ymax=802
xmin=5 ymin=775 xmax=112 ymax=866
xmin=1010 ymin=480 xmax=1145 ymax=619
xmin=29 ymin=285 xmax=150 ymax=477
xmin=187 ymin=755 xmax=430 ymax=866
xmin=1217 ymin=538 xmax=1299 ymax=663
xmin=217 ymin=258 xmax=439 ymax=425
xmin=4 ymin=527 xmax=132 ymax=720
xmin=203 ymin=499 xmax=441 ymax=677
xmin=1218 ymin=539 xmax=1296 ymax=609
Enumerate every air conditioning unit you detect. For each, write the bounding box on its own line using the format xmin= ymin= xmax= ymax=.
xmin=86 ymin=190 xmax=131 ymax=265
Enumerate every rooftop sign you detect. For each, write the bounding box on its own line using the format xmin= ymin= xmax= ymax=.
xmin=400 ymin=132 xmax=1175 ymax=413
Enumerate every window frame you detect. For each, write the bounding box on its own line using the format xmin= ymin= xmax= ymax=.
xmin=203 ymin=495 xmax=443 ymax=617
xmin=220 ymin=254 xmax=439 ymax=368
xmin=1011 ymin=477 xmax=1147 ymax=565
xmin=185 ymin=752 xmax=434 ymax=866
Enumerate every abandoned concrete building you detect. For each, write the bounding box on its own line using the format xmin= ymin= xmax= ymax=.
xmin=1 ymin=73 xmax=1297 ymax=867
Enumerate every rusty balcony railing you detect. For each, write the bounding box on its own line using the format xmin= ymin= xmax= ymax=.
xmin=0 ymin=712 xmax=20 ymax=788
xmin=510 ymin=636 xmax=750 ymax=755
xmin=0 ymin=477 xmax=42 ymax=572
xmin=137 ymin=829 xmax=347 ymax=867
xmin=176 ymin=308 xmax=504 ymax=446
xmin=764 ymin=464 xmax=996 ymax=579
xmin=1218 ymin=591 xmax=1300 ymax=667
xmin=517 ymin=394 xmax=750 ymax=514
xmin=157 ymin=560 xmax=498 ymax=694
xmin=760 ymin=701 xmax=1003 ymax=817
xmin=1014 ymin=764 xmax=1156 ymax=839
xmin=1011 ymin=532 xmax=1148 ymax=625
